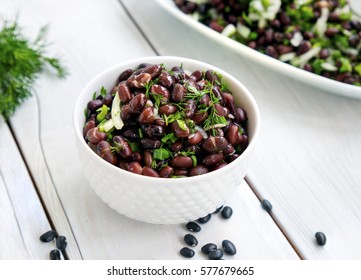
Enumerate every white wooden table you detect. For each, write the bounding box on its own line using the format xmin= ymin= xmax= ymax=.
xmin=1 ymin=0 xmax=361 ymax=260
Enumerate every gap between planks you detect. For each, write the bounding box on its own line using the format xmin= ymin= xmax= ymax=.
xmin=245 ymin=176 xmax=305 ymax=260
xmin=7 ymin=120 xmax=71 ymax=260
xmin=118 ymin=0 xmax=160 ymax=56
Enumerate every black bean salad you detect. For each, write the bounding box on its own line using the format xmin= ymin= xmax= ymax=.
xmin=83 ymin=63 xmax=248 ymax=178
xmin=174 ymin=0 xmax=361 ymax=86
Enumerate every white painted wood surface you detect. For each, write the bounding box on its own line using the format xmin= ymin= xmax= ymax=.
xmin=0 ymin=118 xmax=55 ymax=259
xmin=123 ymin=0 xmax=361 ymax=259
xmin=2 ymin=0 xmax=299 ymax=259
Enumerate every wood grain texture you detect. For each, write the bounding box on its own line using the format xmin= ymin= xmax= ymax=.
xmin=4 ymin=0 xmax=299 ymax=259
xmin=0 ymin=118 xmax=55 ymax=259
xmin=122 ymin=0 xmax=361 ymax=259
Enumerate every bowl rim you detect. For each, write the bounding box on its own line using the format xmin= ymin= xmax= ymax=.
xmin=73 ymin=55 xmax=261 ymax=183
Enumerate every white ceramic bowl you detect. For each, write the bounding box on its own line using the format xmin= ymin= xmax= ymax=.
xmin=74 ymin=56 xmax=260 ymax=224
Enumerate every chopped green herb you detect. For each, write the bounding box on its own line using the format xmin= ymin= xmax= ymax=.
xmin=128 ymin=141 xmax=140 ymax=152
xmin=191 ymin=155 xmax=197 ymax=167
xmin=354 ymin=64 xmax=361 ymax=76
xmin=0 ymin=20 xmax=67 ymax=119
xmin=153 ymin=148 xmax=172 ymax=160
xmin=100 ymin=86 xmax=107 ymax=97
xmin=163 ymin=111 xmax=183 ymax=125
xmin=138 ymin=128 xmax=143 ymax=139
xmin=161 ymin=133 xmax=178 ymax=144
xmin=179 ymin=150 xmax=195 ymax=157
xmin=339 ymin=57 xmax=352 ymax=73
xmin=151 ymin=159 xmax=157 ymax=169
xmin=177 ymin=119 xmax=188 ymax=131
xmin=150 ymin=92 xmax=164 ymax=108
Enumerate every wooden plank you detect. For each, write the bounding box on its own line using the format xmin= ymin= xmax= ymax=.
xmin=0 ymin=118 xmax=55 ymax=259
xmin=122 ymin=0 xmax=361 ymax=259
xmin=5 ymin=0 xmax=299 ymax=259
xmin=4 ymin=0 xmax=156 ymax=259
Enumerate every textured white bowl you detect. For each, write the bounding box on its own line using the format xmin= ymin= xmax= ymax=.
xmin=74 ymin=56 xmax=260 ymax=224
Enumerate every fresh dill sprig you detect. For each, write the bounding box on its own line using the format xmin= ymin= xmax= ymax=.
xmin=0 ymin=20 xmax=67 ymax=120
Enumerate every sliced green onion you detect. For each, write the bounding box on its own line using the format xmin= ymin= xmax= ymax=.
xmin=96 ymin=104 xmax=109 ymax=122
xmin=111 ymin=91 xmax=124 ymax=130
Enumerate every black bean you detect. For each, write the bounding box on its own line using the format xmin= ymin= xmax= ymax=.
xmin=49 ymin=249 xmax=61 ymax=260
xmin=203 ymin=153 xmax=224 ymax=167
xmin=173 ymin=169 xmax=189 ymax=176
xmin=150 ymin=84 xmax=170 ymax=102
xmin=266 ymin=45 xmax=278 ymax=58
xmin=221 ymin=206 xmax=233 ymax=219
xmin=86 ymin=128 xmax=107 ymax=145
xmin=158 ymin=71 xmax=174 ymax=88
xmin=118 ymin=83 xmax=132 ymax=103
xmin=87 ymin=99 xmax=102 ymax=111
xmin=123 ymin=129 xmax=139 ymax=140
xmin=142 ymin=166 xmax=160 ymax=177
xmin=208 ymin=249 xmax=224 ymax=260
xmin=83 ymin=120 xmax=96 ymax=137
xmin=184 ymin=234 xmax=198 ymax=247
xmin=113 ymin=136 xmax=133 ymax=159
xmin=297 ymin=40 xmax=311 ymax=55
xmin=118 ymin=68 xmax=133 ymax=82
xmin=205 ymin=69 xmax=220 ymax=83
xmin=222 ymin=240 xmax=237 ymax=255
xmin=39 ymin=230 xmax=58 ymax=242
xmin=186 ymin=221 xmax=201 ymax=232
xmin=202 ymin=136 xmax=228 ymax=152
xmin=129 ymin=93 xmax=147 ymax=113
xmin=171 ymin=83 xmax=186 ymax=102
xmin=280 ymin=11 xmax=290 ymax=26
xmin=325 ymin=27 xmax=339 ymax=37
xmin=201 ymin=243 xmax=217 ymax=255
xmin=170 ymin=156 xmax=193 ymax=169
xmin=159 ymin=166 xmax=174 ymax=178
xmin=315 ymin=232 xmax=327 ymax=246
xmin=213 ymin=205 xmax=223 ymax=213
xmin=261 ymin=199 xmax=273 ymax=212
xmin=171 ymin=121 xmax=190 ymax=138
xmin=197 ymin=213 xmax=212 ymax=224
xmin=144 ymin=125 xmax=165 ymax=138
xmin=56 ymin=236 xmax=67 ymax=251
xmin=132 ymin=152 xmax=142 ymax=163
xmin=180 ymin=247 xmax=195 ymax=258
xmin=319 ymin=48 xmax=330 ymax=59
xmin=128 ymin=161 xmax=143 ymax=174
xmin=159 ymin=104 xmax=177 ymax=115
xmin=138 ymin=107 xmax=155 ymax=125
xmin=140 ymin=139 xmax=161 ymax=149
xmin=142 ymin=64 xmax=162 ymax=78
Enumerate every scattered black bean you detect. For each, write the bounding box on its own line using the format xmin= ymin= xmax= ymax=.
xmin=39 ymin=230 xmax=58 ymax=242
xmin=222 ymin=240 xmax=237 ymax=255
xmin=213 ymin=205 xmax=223 ymax=214
xmin=49 ymin=249 xmax=61 ymax=260
xmin=261 ymin=199 xmax=273 ymax=212
xmin=184 ymin=234 xmax=198 ymax=247
xmin=221 ymin=206 xmax=233 ymax=219
xmin=186 ymin=222 xmax=201 ymax=232
xmin=315 ymin=232 xmax=327 ymax=246
xmin=197 ymin=213 xmax=212 ymax=224
xmin=201 ymin=243 xmax=217 ymax=255
xmin=208 ymin=248 xmax=224 ymax=260
xmin=56 ymin=236 xmax=67 ymax=251
xmin=180 ymin=247 xmax=195 ymax=258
